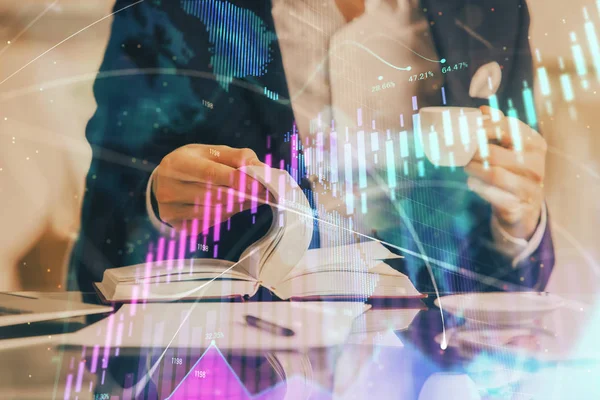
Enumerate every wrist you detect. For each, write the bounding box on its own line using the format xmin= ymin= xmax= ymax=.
xmin=495 ymin=206 xmax=542 ymax=241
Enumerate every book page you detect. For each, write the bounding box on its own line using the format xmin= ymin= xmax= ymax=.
xmin=98 ymin=276 xmax=260 ymax=302
xmin=283 ymin=241 xmax=404 ymax=281
xmin=97 ymin=259 xmax=257 ymax=302
xmin=274 ymin=271 xmax=421 ymax=300
xmin=105 ymin=258 xmax=246 ymax=283
xmin=133 ymin=279 xmax=259 ymax=302
xmin=238 ymin=166 xmax=313 ymax=287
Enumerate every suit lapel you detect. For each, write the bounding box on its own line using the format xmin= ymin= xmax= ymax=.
xmin=227 ymin=0 xmax=296 ymax=159
xmin=462 ymin=0 xmax=522 ymax=98
xmin=422 ymin=0 xmax=521 ymax=106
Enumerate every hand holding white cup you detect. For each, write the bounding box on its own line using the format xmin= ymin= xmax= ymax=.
xmin=419 ymin=61 xmax=503 ymax=167
xmin=419 ymin=61 xmax=546 ymax=240
xmin=419 ymin=106 xmax=487 ymax=168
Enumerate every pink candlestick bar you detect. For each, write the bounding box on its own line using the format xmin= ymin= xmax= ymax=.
xmin=64 ymin=374 xmax=73 ymax=400
xmin=278 ymin=173 xmax=286 ymax=207
xmin=143 ymin=247 xmax=153 ymax=300
xmin=214 ymin=203 xmax=222 ymax=242
xmin=130 ymin=285 xmax=139 ymax=316
xmin=330 ymin=130 xmax=338 ymax=184
xmin=178 ymin=228 xmax=187 ymax=268
xmin=238 ymin=170 xmax=246 ymax=203
xmin=226 ymin=188 xmax=234 ymax=213
xmin=291 ymin=130 xmax=299 ymax=181
xmin=167 ymin=230 xmax=176 ymax=271
xmin=265 ymin=153 xmax=272 ymax=183
xmin=251 ymin=181 xmax=258 ymax=214
xmin=156 ymin=237 xmax=165 ymax=264
xmin=90 ymin=345 xmax=100 ymax=373
xmin=189 ymin=218 xmax=198 ymax=252
xmin=202 ymin=190 xmax=212 ymax=235
xmin=102 ymin=314 xmax=115 ymax=369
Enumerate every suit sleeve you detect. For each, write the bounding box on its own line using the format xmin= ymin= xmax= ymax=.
xmin=68 ymin=0 xmax=205 ymax=290
xmin=412 ymin=0 xmax=555 ymax=293
xmin=68 ymin=1 xmax=274 ymax=292
xmin=460 ymin=0 xmax=555 ymax=292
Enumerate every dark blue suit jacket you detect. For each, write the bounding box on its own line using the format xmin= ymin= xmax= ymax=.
xmin=69 ymin=0 xmax=555 ymax=294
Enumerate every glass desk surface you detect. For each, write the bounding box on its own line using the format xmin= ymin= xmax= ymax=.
xmin=0 ymin=291 xmax=599 ymax=400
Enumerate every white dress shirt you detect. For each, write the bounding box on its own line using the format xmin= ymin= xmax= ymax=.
xmin=146 ymin=0 xmax=547 ymax=264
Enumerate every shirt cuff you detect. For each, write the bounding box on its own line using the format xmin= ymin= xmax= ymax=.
xmin=490 ymin=202 xmax=548 ymax=268
xmin=145 ymin=167 xmax=176 ymax=234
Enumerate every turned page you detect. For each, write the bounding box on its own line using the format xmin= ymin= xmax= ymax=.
xmin=237 ymin=166 xmax=314 ymax=290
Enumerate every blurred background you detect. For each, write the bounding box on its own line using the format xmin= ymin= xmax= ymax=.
xmin=0 ymin=0 xmax=598 ymax=294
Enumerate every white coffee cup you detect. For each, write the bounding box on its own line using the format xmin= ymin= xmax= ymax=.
xmin=418 ymin=107 xmax=485 ymax=167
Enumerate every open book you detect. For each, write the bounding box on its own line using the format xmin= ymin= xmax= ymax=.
xmin=95 ymin=167 xmax=423 ymax=302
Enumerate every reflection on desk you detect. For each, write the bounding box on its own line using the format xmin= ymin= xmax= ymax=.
xmin=0 ymin=293 xmax=599 ymax=399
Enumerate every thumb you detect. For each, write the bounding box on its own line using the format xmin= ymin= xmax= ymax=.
xmin=480 ymin=105 xmax=505 ymax=123
xmin=480 ymin=105 xmax=505 ymax=118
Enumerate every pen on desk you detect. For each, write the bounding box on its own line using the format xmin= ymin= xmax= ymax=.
xmin=244 ymin=315 xmax=295 ymax=337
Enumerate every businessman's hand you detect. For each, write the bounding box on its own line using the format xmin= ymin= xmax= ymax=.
xmin=153 ymin=144 xmax=269 ymax=231
xmin=465 ymin=106 xmax=546 ymax=240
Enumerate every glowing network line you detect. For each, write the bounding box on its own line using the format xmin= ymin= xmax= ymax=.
xmin=4 ymin=70 xmax=597 ymax=292
xmin=359 ymin=31 xmax=447 ymax=64
xmin=131 ymin=247 xmax=269 ymax=398
xmin=166 ymin=341 xmax=252 ymax=399
xmin=282 ymin=40 xmax=413 ymax=104
xmin=0 ymin=27 xmax=445 ymax=104
xmin=283 ymin=38 xmax=446 ymax=103
xmin=129 ymin=182 xmax=534 ymax=397
xmin=365 ymin=171 xmax=448 ymax=349
xmin=6 ymin=101 xmax=599 ymax=293
xmin=275 ymin=31 xmax=446 ymax=101
xmin=335 ymin=41 xmax=415 ymax=71
xmin=126 ymin=181 xmax=525 ymax=397
xmin=2 ymin=0 xmax=594 ymax=303
xmin=0 ymin=0 xmax=59 ymax=58
xmin=165 ymin=340 xmax=336 ymax=399
xmin=3 ymin=1 xmax=599 ymax=395
xmin=0 ymin=68 xmax=264 ymax=102
xmin=0 ymin=0 xmax=146 ymax=87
